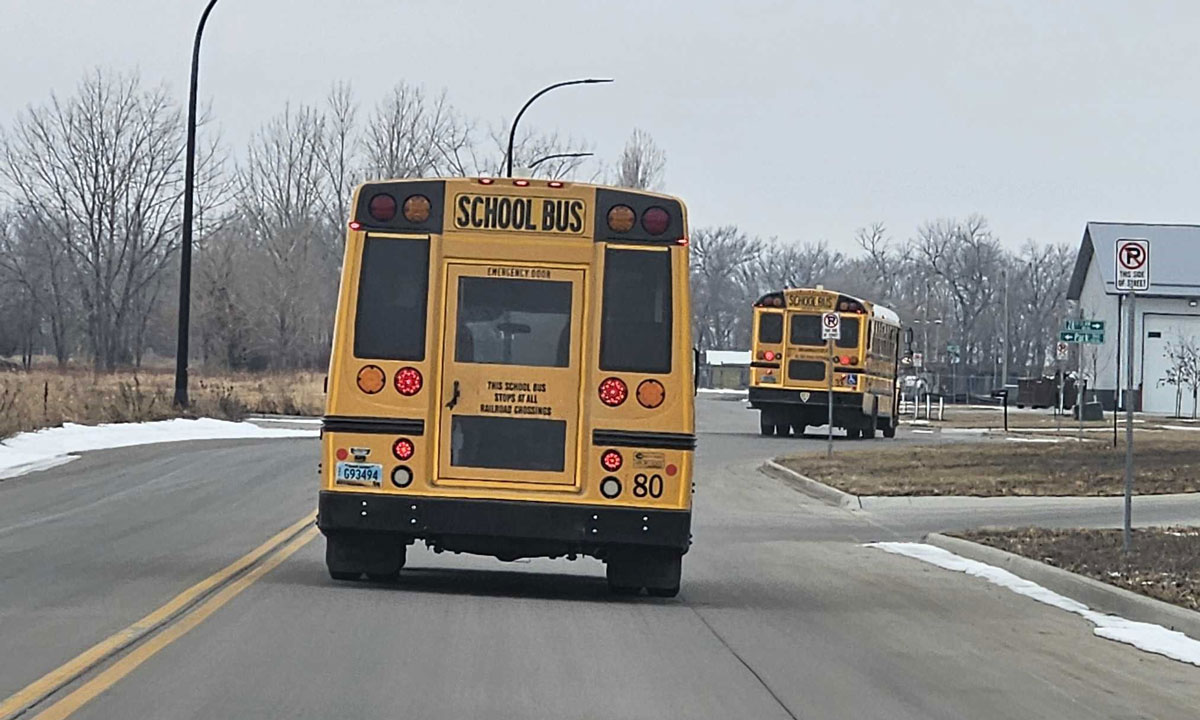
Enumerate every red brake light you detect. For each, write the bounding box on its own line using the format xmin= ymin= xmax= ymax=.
xmin=641 ymin=206 xmax=669 ymax=235
xmin=348 ymin=221 xmax=363 ymax=231
xmin=600 ymin=449 xmax=623 ymax=472
xmin=548 ymin=181 xmax=564 ymax=188
xmin=676 ymin=237 xmax=689 ymax=246
xmin=514 ymin=179 xmax=530 ymax=187
xmin=764 ymin=350 xmax=776 ymax=361
xmin=369 ymin=193 xmax=397 ymax=222
xmin=394 ymin=367 xmax=423 ymax=396
xmin=478 ymin=177 xmax=495 ymax=185
xmin=598 ymin=377 xmax=628 ymax=406
xmin=392 ymin=437 xmax=415 ymax=461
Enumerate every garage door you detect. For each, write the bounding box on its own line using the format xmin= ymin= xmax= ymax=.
xmin=1142 ymin=314 xmax=1200 ymax=416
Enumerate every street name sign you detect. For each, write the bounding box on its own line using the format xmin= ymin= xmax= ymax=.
xmin=1064 ymin=319 xmax=1104 ymax=332
xmin=1059 ymin=330 xmax=1104 ymax=344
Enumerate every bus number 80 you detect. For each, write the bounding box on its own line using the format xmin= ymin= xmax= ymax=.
xmin=633 ymin=473 xmax=664 ymax=499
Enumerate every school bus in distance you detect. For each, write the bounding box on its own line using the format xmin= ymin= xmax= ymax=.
xmin=316 ymin=177 xmax=694 ymax=596
xmin=748 ymin=287 xmax=901 ymax=438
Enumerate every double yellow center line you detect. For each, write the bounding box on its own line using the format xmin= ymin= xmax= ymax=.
xmin=0 ymin=513 xmax=319 ymax=720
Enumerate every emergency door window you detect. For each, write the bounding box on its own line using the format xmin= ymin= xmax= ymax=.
xmin=455 ymin=277 xmax=572 ymax=368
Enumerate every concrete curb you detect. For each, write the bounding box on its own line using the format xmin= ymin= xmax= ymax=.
xmin=924 ymin=532 xmax=1200 ymax=641
xmin=759 ymin=461 xmax=862 ymax=510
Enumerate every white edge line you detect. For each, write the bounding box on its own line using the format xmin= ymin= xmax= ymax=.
xmin=867 ymin=542 xmax=1200 ymax=667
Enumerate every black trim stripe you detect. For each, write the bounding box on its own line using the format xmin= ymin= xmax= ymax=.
xmin=593 ymin=429 xmax=696 ymax=450
xmin=322 ymin=416 xmax=425 ymax=435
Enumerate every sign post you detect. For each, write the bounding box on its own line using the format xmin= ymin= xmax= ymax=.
xmin=822 ymin=312 xmax=841 ymax=458
xmin=1116 ymin=238 xmax=1149 ymax=553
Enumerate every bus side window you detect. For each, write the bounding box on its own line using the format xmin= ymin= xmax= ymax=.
xmin=600 ymin=249 xmax=672 ymax=374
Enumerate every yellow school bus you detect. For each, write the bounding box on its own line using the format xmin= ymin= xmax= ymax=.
xmin=317 ymin=177 xmax=693 ymax=596
xmin=748 ymin=287 xmax=901 ymax=438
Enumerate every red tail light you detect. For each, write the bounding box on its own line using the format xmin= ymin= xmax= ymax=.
xmin=394 ymin=367 xmax=423 ymax=396
xmin=641 ymin=206 xmax=669 ymax=235
xmin=514 ymin=179 xmax=530 ymax=187
xmin=369 ymin=193 xmax=397 ymax=221
xmin=348 ymin=221 xmax=363 ymax=231
xmin=548 ymin=181 xmax=564 ymax=188
xmin=478 ymin=177 xmax=495 ymax=185
xmin=392 ymin=437 xmax=415 ymax=461
xmin=598 ymin=377 xmax=628 ymax=406
xmin=600 ymin=449 xmax=623 ymax=472
xmin=764 ymin=350 xmax=776 ymax=361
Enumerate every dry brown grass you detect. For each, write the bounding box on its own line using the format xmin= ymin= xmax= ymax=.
xmin=779 ymin=432 xmax=1200 ymax=496
xmin=957 ymin=527 xmax=1200 ymax=611
xmin=0 ymin=368 xmax=324 ymax=440
xmin=907 ymin=408 xmax=1112 ymax=430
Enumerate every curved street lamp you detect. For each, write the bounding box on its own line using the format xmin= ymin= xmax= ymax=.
xmin=504 ymin=78 xmax=612 ymax=178
xmin=174 ymin=0 xmax=221 ymax=409
xmin=527 ymin=151 xmax=594 ymax=171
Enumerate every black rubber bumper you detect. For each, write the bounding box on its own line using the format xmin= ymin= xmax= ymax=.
xmin=749 ymin=386 xmax=862 ymax=408
xmin=317 ymin=491 xmax=692 ymax=551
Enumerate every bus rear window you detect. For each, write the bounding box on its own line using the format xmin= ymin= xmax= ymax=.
xmin=758 ymin=313 xmax=783 ymax=344
xmin=836 ymin=317 xmax=860 ymax=349
xmin=600 ymin=249 xmax=672 ymax=374
xmin=789 ymin=315 xmax=822 ymax=345
xmin=353 ymin=237 xmax=429 ymax=360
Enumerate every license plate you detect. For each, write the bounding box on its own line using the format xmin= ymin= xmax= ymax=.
xmin=335 ymin=461 xmax=382 ymax=487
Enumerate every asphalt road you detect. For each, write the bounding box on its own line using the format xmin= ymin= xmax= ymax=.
xmin=2 ymin=396 xmax=1197 ymax=719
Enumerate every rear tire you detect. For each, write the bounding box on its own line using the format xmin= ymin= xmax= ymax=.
xmin=606 ymin=547 xmax=682 ymax=597
xmin=773 ymin=422 xmax=790 ymax=437
xmin=863 ymin=423 xmax=877 ymax=439
xmin=325 ymin=533 xmax=406 ymax=583
xmin=759 ymin=413 xmax=774 ymax=437
xmin=790 ymin=421 xmax=806 ymax=437
xmin=882 ymin=423 xmax=896 ymax=439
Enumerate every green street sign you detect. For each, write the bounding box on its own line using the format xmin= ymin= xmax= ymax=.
xmin=1064 ymin=319 xmax=1105 ymax=332
xmin=946 ymin=343 xmax=960 ymax=354
xmin=1060 ymin=330 xmax=1105 ymax=344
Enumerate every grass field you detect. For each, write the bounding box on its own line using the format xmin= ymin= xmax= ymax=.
xmin=780 ymin=432 xmax=1200 ymax=496
xmin=0 ymin=368 xmax=324 ymax=440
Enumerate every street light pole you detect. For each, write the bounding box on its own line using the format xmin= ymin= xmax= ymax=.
xmin=504 ymin=78 xmax=612 ymax=178
xmin=527 ymin=152 xmax=594 ymax=171
xmin=1001 ymin=268 xmax=1009 ymax=387
xmin=173 ymin=0 xmax=221 ymax=409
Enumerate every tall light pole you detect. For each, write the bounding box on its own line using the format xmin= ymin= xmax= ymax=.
xmin=174 ymin=0 xmax=220 ymax=409
xmin=1001 ymin=268 xmax=1009 ymax=387
xmin=504 ymin=78 xmax=612 ymax=178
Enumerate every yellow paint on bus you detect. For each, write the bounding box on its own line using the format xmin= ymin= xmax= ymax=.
xmin=317 ymin=178 xmax=694 ymax=596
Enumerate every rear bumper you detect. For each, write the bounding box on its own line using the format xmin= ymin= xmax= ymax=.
xmin=317 ymin=491 xmax=692 ymax=552
xmin=749 ymin=386 xmax=863 ymax=408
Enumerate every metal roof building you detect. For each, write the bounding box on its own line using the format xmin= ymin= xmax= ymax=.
xmin=1067 ymin=222 xmax=1200 ymax=415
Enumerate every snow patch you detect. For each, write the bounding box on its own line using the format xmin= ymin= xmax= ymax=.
xmin=0 ymin=418 xmax=318 ymax=480
xmin=869 ymin=542 xmax=1200 ymax=667
xmin=1005 ymin=436 xmax=1061 ymax=444
xmin=1160 ymin=424 xmax=1200 ymax=432
xmin=697 ymin=388 xmax=749 ymax=396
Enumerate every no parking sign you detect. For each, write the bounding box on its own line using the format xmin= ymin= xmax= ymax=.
xmin=821 ymin=312 xmax=841 ymax=340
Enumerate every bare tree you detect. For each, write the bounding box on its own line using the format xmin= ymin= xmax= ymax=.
xmin=690 ymin=226 xmax=761 ymax=349
xmin=754 ymin=238 xmax=845 ymax=292
xmin=613 ymin=128 xmax=666 ymax=190
xmin=363 ymin=83 xmax=473 ymax=179
xmin=910 ymin=215 xmax=1003 ymax=368
xmin=0 ymin=70 xmax=189 ymax=369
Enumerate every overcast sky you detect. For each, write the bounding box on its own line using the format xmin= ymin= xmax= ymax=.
xmin=3 ymin=1 xmax=1198 ymax=253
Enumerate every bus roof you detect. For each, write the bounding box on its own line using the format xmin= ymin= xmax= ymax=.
xmin=760 ymin=287 xmax=901 ymax=325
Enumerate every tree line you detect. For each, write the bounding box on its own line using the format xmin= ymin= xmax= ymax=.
xmin=691 ymin=219 xmax=1076 ymax=383
xmin=1 ymin=68 xmax=1075 ymax=382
